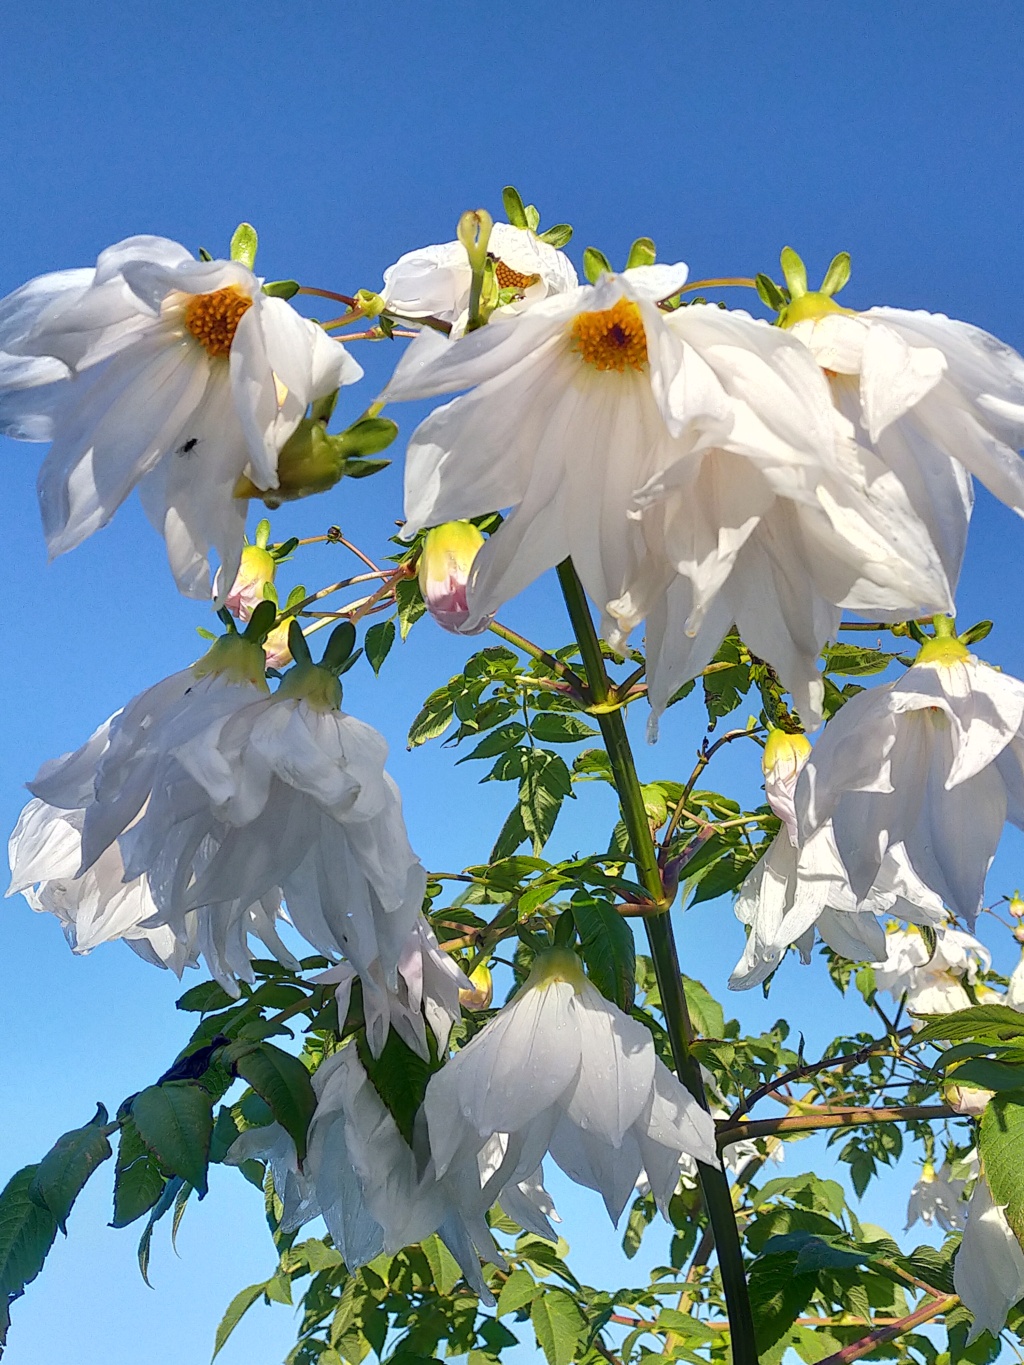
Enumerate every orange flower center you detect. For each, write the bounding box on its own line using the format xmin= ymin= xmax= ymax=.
xmin=570 ymin=298 xmax=647 ymax=373
xmin=494 ymin=258 xmax=540 ymax=291
xmin=184 ymin=286 xmax=253 ymax=358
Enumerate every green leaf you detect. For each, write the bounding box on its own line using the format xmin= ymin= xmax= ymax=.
xmin=682 ymin=976 xmax=725 ymax=1038
xmin=746 ymin=1252 xmax=816 ymax=1358
xmin=948 ymin=1058 xmax=1024 ymax=1092
xmin=497 ymin=1267 xmax=539 ymax=1316
xmin=582 ymin=247 xmax=612 ymax=284
xmin=408 ymin=686 xmax=454 ymax=747
xmin=223 ymin=1043 xmax=317 ymax=1164
xmin=30 ymin=1106 xmax=112 ymax=1232
xmin=230 ymin=222 xmax=258 ymax=269
xmin=571 ymin=895 xmax=635 ymax=1010
xmin=111 ymin=1119 xmax=167 ymax=1228
xmin=131 ymin=1082 xmax=214 ymax=1196
xmin=821 ymin=251 xmax=851 ymax=296
xmin=529 ymin=714 xmax=599 ymax=744
xmin=779 ymin=246 xmax=808 ymax=298
xmin=625 ymin=237 xmax=656 ymax=269
xmin=357 ymin=1031 xmax=435 ymax=1146
xmin=213 ymin=1280 xmax=268 ymax=1358
xmin=395 ymin=576 xmax=426 ymax=641
xmin=914 ymin=1004 xmax=1024 ymax=1045
xmin=176 ymin=980 xmax=235 ymax=1014
xmin=262 ymin=279 xmax=300 ymax=300
xmin=458 ymin=723 xmax=527 ymax=763
xmin=365 ymin=619 xmax=396 ymax=675
xmin=538 ymin=224 xmax=572 ymax=248
xmin=421 ymin=1234 xmax=463 ymax=1295
xmin=491 ymin=804 xmax=528 ymax=862
xmin=530 ymin=1288 xmax=585 ymax=1365
xmin=823 ymin=643 xmax=898 ymax=677
xmin=519 ymin=750 xmax=573 ymax=854
xmin=0 ymin=1166 xmax=58 ymax=1300
xmin=980 ymin=1091 xmax=1024 ymax=1241
xmin=502 ymin=186 xmax=529 ymax=229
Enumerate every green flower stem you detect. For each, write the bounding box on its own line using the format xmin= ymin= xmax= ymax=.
xmin=487 ymin=620 xmax=586 ymax=692
xmin=555 ymin=559 xmax=758 ymax=1365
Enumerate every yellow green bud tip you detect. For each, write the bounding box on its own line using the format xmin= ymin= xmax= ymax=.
xmin=192 ymin=633 xmax=270 ymax=691
xmin=275 ymin=660 xmax=342 ymax=712
xmin=915 ymin=636 xmax=970 ymax=668
xmin=355 ymin=289 xmax=385 ymax=319
xmin=762 ymin=728 xmax=812 ymax=777
xmin=526 ymin=947 xmax=588 ymax=993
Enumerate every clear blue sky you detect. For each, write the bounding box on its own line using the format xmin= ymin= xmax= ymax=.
xmin=3 ymin=3 xmax=1024 ymax=1361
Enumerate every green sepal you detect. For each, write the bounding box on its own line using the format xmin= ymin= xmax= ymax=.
xmin=262 ymin=279 xmax=300 ymax=300
xmin=271 ymin=536 xmax=299 ymax=563
xmin=242 ymin=598 xmax=277 ymax=645
xmin=821 ymin=251 xmax=851 ymax=296
xmin=321 ymin=621 xmax=357 ymax=674
xmin=333 ymin=416 xmax=398 ymax=459
xmin=960 ymin=619 xmax=993 ymax=646
xmin=502 ymin=185 xmax=529 ymax=229
xmin=756 ymin=273 xmax=788 ymax=313
xmin=524 ymin=204 xmax=541 ymax=231
xmin=198 ymin=247 xmax=213 ymax=262
xmin=287 ymin=619 xmax=313 ymax=666
xmin=254 ymin=518 xmax=271 ymax=549
xmin=310 ymin=389 xmax=339 ymax=425
xmin=583 ymin=247 xmax=613 ymax=284
xmin=229 ymin=223 xmax=258 ymax=270
xmin=780 ymin=246 xmax=808 ymax=298
xmin=625 ymin=237 xmax=656 ymax=270
xmin=538 ymin=224 xmax=573 ymax=248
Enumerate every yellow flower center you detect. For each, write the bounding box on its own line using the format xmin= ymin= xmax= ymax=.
xmin=494 ymin=259 xmax=540 ymax=291
xmin=570 ymin=298 xmax=647 ymax=373
xmin=184 ymin=286 xmax=253 ymax=358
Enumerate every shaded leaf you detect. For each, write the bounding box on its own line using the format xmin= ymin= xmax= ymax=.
xmin=571 ymin=894 xmax=635 ymax=1010
xmin=0 ymin=1166 xmax=58 ymax=1300
xmin=365 ymin=619 xmax=396 ymax=675
xmin=224 ymin=1043 xmax=316 ymax=1164
xmin=111 ymin=1119 xmax=167 ymax=1228
xmin=132 ymin=1082 xmax=213 ymax=1196
xmin=30 ymin=1107 xmax=112 ymax=1233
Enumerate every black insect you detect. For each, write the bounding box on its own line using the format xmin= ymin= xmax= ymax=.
xmin=177 ymin=436 xmax=200 ymax=456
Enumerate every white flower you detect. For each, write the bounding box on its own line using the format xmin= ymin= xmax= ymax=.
xmin=0 ymin=235 xmax=361 ymax=600
xmin=791 ymin=303 xmax=1024 ymax=592
xmin=423 ymin=948 xmax=718 ymax=1225
xmin=228 ymin=1046 xmax=556 ymax=1304
xmin=380 ymin=222 xmax=577 ymax=327
xmin=729 ymin=732 xmax=944 ymax=990
xmin=389 ymin=270 xmax=951 ymax=732
xmin=905 ymin=1160 xmax=967 ymax=1231
xmin=315 ymin=916 xmax=469 ymax=1060
xmin=797 ymin=637 xmax=1024 ymax=923
xmin=874 ymin=924 xmax=991 ymax=1019
xmin=954 ymin=1173 xmax=1024 ymax=1341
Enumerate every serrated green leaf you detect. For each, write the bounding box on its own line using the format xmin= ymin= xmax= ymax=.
xmin=30 ymin=1108 xmax=112 ymax=1232
xmin=230 ymin=222 xmax=258 ymax=268
xmin=421 ymin=1233 xmax=463 ymax=1295
xmin=497 ymin=1266 xmax=539 ymax=1316
xmin=0 ymin=1166 xmax=58 ymax=1300
xmin=357 ymin=1031 xmax=434 ymax=1146
xmin=132 ymin=1082 xmax=214 ymax=1196
xmin=364 ymin=619 xmax=396 ymax=675
xmin=530 ymin=1288 xmax=585 ymax=1365
xmin=915 ymin=1004 xmax=1024 ymax=1045
xmin=395 ymin=576 xmax=426 ymax=641
xmin=408 ymin=686 xmax=454 ymax=748
xmin=223 ymin=1043 xmax=316 ymax=1164
xmin=213 ymin=1280 xmax=268 ymax=1358
xmin=176 ymin=980 xmax=235 ymax=1014
xmin=582 ymin=247 xmax=612 ymax=285
xmin=980 ymin=1091 xmax=1024 ymax=1242
xmin=529 ymin=714 xmax=599 ymax=744
xmin=571 ymin=894 xmax=635 ymax=1010
xmin=948 ymin=1058 xmax=1024 ymax=1091
xmin=519 ymin=750 xmax=573 ymax=854
xmin=746 ymin=1251 xmax=816 ymax=1357
xmin=491 ymin=804 xmax=528 ymax=862
xmin=457 ymin=723 xmax=527 ymax=763
xmin=823 ymin=643 xmax=898 ymax=677
xmin=681 ymin=976 xmax=725 ymax=1038
xmin=111 ymin=1118 xmax=167 ymax=1228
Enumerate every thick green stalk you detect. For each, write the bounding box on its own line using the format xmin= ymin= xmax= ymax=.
xmin=555 ymin=561 xmax=757 ymax=1365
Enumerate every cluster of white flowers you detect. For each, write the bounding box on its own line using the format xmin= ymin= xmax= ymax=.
xmin=6 ymin=213 xmax=1024 ymax=1331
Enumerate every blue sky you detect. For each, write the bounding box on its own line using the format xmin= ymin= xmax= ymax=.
xmin=2 ymin=2 xmax=1024 ymax=1361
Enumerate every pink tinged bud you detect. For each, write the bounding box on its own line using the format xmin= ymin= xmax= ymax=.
xmin=945 ymin=1083 xmax=995 ymax=1117
xmin=263 ymin=620 xmax=293 ymax=671
xmin=762 ymin=729 xmax=812 ymax=844
xmin=225 ymin=545 xmax=277 ymax=622
xmin=418 ymin=521 xmax=491 ymax=634
xmin=1010 ymin=893 xmax=1024 ymax=919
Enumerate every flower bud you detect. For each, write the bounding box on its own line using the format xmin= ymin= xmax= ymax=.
xmin=225 ymin=544 xmax=277 ymax=621
xmin=1010 ymin=892 xmax=1024 ymax=918
xmin=1014 ymin=923 xmax=1024 ymax=944
xmin=263 ymin=620 xmax=293 ymax=671
xmin=418 ymin=522 xmax=491 ymax=634
xmin=945 ymin=1083 xmax=995 ymax=1117
xmin=762 ymin=729 xmax=812 ymax=843
xmin=458 ymin=962 xmax=493 ymax=1010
